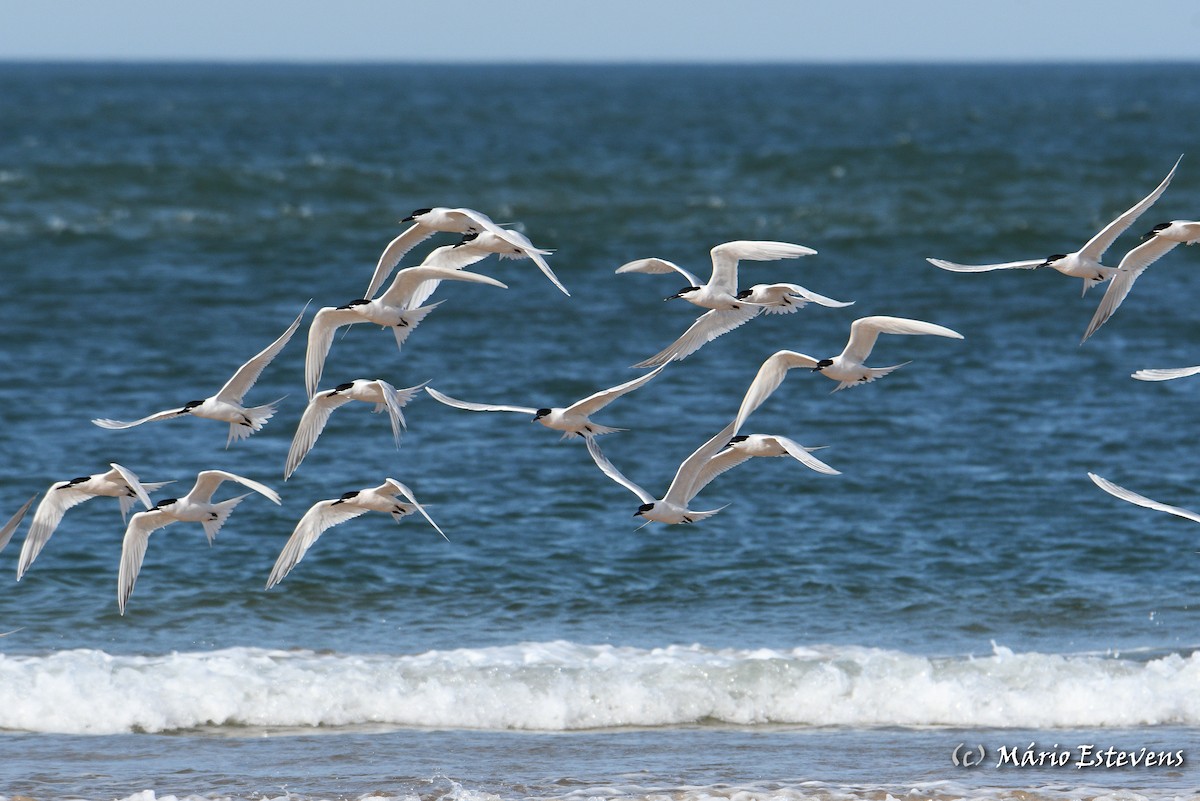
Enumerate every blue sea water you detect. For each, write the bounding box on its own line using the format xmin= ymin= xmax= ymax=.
xmin=1 ymin=62 xmax=1199 ymax=800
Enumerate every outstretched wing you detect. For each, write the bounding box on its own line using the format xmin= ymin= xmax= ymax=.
xmin=692 ymin=435 xmax=839 ymax=497
xmin=615 ymin=257 xmax=702 ymax=288
xmin=189 ymin=470 xmax=281 ymax=505
xmin=585 ymin=437 xmax=654 ymax=505
xmin=377 ymin=266 xmax=507 ymax=309
xmin=215 ymin=304 xmax=307 ymax=404
xmin=1132 ymin=365 xmax=1200 ymax=382
xmin=365 ymin=223 xmax=438 ymax=299
xmin=1089 ymin=471 xmax=1200 ymax=525
xmin=384 ymin=479 xmax=448 ymax=541
xmin=117 ymin=509 xmax=177 ymax=615
xmin=374 ymin=380 xmax=419 ymax=446
xmin=424 ymin=386 xmax=537 ymax=416
xmin=481 ymin=227 xmax=569 ymax=297
xmin=665 ymin=420 xmax=739 ymax=506
xmin=266 ymin=499 xmax=369 ymax=589
xmin=0 ymin=494 xmax=36 ymax=554
xmin=733 ymin=350 xmax=821 ymax=434
xmin=401 ymin=245 xmax=494 ymax=308
xmin=632 ymin=307 xmax=761 ymax=368
xmin=1080 ymin=236 xmax=1181 ymax=343
xmin=841 ymin=316 xmax=963 ymax=364
xmin=568 ymin=363 xmax=668 ymax=416
xmin=691 ymin=446 xmax=757 ymax=500
xmin=773 ymin=283 xmax=855 ymax=308
xmin=772 ymin=436 xmax=842 ymax=475
xmin=285 ymin=391 xmax=355 ymax=480
xmin=92 ymin=407 xmax=189 ymax=430
xmin=109 ymin=463 xmax=154 ymax=511
xmin=926 ymin=257 xmax=1044 ymax=273
xmin=17 ymin=484 xmax=98 ymax=580
xmin=305 ymin=306 xmax=363 ymax=399
xmin=1078 ymin=155 xmax=1181 ymax=263
xmin=708 ymin=240 xmax=817 ymax=293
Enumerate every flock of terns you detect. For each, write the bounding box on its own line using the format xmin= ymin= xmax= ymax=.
xmin=3 ymin=164 xmax=1200 ymax=614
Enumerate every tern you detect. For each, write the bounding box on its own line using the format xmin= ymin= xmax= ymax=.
xmin=425 ymin=363 xmax=667 ymax=440
xmin=93 ymin=306 xmax=306 ymax=446
xmin=1089 ymin=472 xmax=1200 ymax=525
xmin=927 ymin=157 xmax=1180 ymax=295
xmin=306 ymin=266 xmax=507 ymax=398
xmin=447 ymin=229 xmax=565 ymax=296
xmin=585 ymin=422 xmax=738 ymax=525
xmin=14 ymin=463 xmax=171 ymax=581
xmin=633 ymin=283 xmax=852 ymax=368
xmin=1080 ymin=235 xmax=1185 ymax=342
xmin=118 ymin=470 xmax=280 ymax=614
xmin=265 ymin=479 xmax=445 ymax=589
xmin=365 ymin=207 xmax=563 ymax=299
xmin=400 ymin=232 xmax=565 ymax=311
xmin=1085 ymin=219 xmax=1200 ymax=344
xmin=617 ymin=240 xmax=818 ymax=311
xmin=706 ymin=434 xmax=842 ymax=478
xmin=285 ymin=379 xmax=426 ymax=480
xmin=1143 ymin=220 xmax=1200 ymax=245
xmin=733 ymin=315 xmax=964 ymax=430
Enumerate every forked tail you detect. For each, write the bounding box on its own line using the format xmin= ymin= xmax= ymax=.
xmin=682 ymin=504 xmax=730 ymax=524
xmin=226 ymin=398 xmax=284 ymax=446
xmin=201 ymin=494 xmax=249 ymax=544
xmin=833 ymin=362 xmax=910 ymax=392
xmin=391 ymin=302 xmax=443 ymax=351
xmin=562 ymin=422 xmax=627 ymax=440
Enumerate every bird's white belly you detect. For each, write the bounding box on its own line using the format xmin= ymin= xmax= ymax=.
xmin=1050 ymin=257 xmax=1109 ymax=280
xmin=685 ymin=287 xmax=743 ymax=311
xmin=195 ymin=399 xmax=248 ymax=424
xmin=163 ymin=500 xmax=218 ymax=523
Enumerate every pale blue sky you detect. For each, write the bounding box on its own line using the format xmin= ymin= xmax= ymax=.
xmin=2 ymin=0 xmax=1199 ymax=62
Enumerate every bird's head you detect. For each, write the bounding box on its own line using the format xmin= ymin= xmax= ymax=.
xmin=153 ymin=498 xmax=178 ymax=510
xmin=332 ymin=382 xmax=355 ymax=394
xmin=666 ymin=286 xmax=701 ymax=301
xmin=454 ymin=232 xmax=481 ymax=248
xmin=812 ymin=358 xmax=834 ymax=373
xmin=332 ymin=490 xmax=361 ymax=505
xmin=533 ymin=408 xmax=552 ymax=421
xmin=336 ymin=299 xmax=370 ymax=310
xmin=1142 ymin=222 xmax=1171 ymax=241
xmin=1039 ymin=254 xmax=1068 ymax=268
xmin=402 ymin=208 xmax=433 ymax=223
xmin=181 ymin=400 xmax=204 ymax=412
xmin=634 ymin=502 xmax=655 ymax=517
xmin=723 ymin=435 xmax=750 ymax=450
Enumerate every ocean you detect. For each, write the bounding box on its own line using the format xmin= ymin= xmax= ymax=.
xmin=0 ymin=62 xmax=1198 ymax=800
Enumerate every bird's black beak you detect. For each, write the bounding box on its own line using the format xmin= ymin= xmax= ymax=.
xmin=1142 ymin=223 xmax=1169 ymax=241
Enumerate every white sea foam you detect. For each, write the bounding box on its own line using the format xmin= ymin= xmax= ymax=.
xmin=0 ymin=641 xmax=1197 ymax=735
